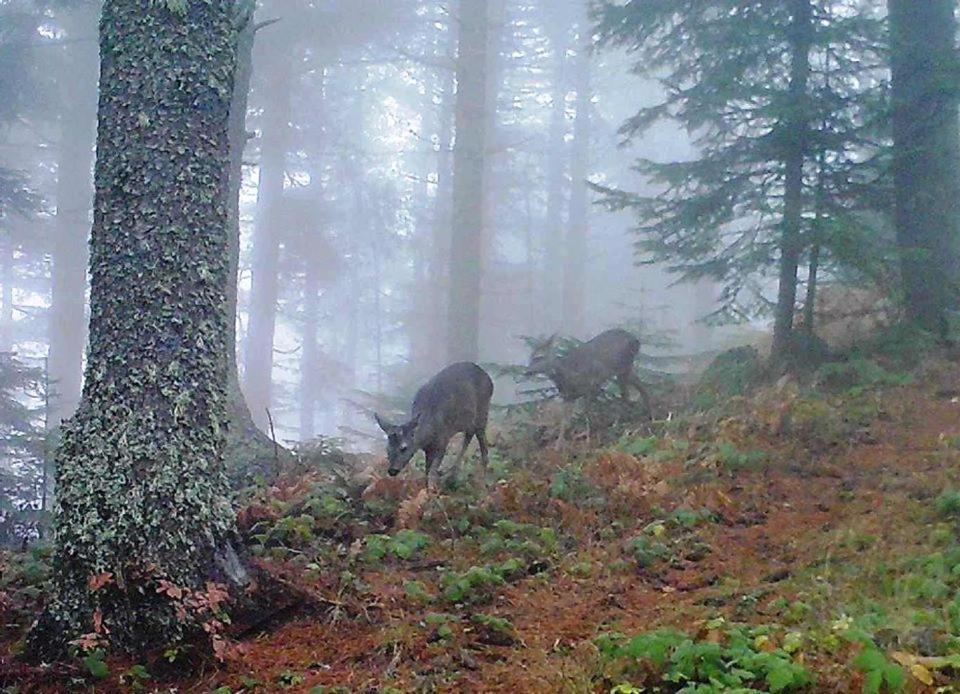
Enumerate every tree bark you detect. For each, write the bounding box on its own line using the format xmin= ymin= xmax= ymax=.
xmin=446 ymin=0 xmax=489 ymax=363
xmin=771 ymin=0 xmax=813 ymax=363
xmin=562 ymin=26 xmax=591 ymax=337
xmin=47 ymin=2 xmax=98 ymax=432
xmin=26 ymin=0 xmax=247 ymax=659
xmin=889 ymin=0 xmax=960 ymax=336
xmin=244 ymin=34 xmax=292 ymax=430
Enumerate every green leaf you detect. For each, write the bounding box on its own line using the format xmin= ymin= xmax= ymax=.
xmin=83 ymin=654 xmax=109 ymax=679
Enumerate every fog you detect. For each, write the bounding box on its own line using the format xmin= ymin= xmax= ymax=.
xmin=0 ymin=0 xmax=904 ymax=461
xmin=0 ymin=0 xmax=744 ymax=454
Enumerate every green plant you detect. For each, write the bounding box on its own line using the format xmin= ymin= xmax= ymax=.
xmin=715 ymin=442 xmax=769 ymax=471
xmin=362 ymin=530 xmax=430 ymax=563
xmin=81 ymin=650 xmax=109 ymax=680
xmin=549 ymin=465 xmax=596 ymax=503
xmin=617 ymin=434 xmax=658 ymax=457
xmin=936 ymin=490 xmax=960 ymax=520
xmin=596 ymin=623 xmax=811 ymax=692
xmin=119 ymin=664 xmax=150 ymax=691
xmin=441 ymin=560 xmax=528 ymax=605
xmin=625 ymin=535 xmax=670 ymax=568
xmin=668 ymin=507 xmax=715 ymax=530
xmin=403 ymin=580 xmax=434 ymax=604
xmin=816 ymin=357 xmax=911 ymax=396
xmin=851 ymin=646 xmax=905 ymax=693
xmin=277 ymin=670 xmax=305 ymax=688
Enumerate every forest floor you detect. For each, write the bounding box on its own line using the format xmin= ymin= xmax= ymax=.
xmin=6 ymin=345 xmax=960 ymax=692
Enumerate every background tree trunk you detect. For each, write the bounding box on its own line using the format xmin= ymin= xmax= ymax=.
xmin=47 ymin=2 xmax=98 ymax=432
xmin=224 ymin=7 xmax=284 ymax=483
xmin=889 ymin=0 xmax=960 ymax=336
xmin=0 ymin=239 xmax=12 ymax=352
xmin=446 ymin=0 xmax=489 ymax=363
xmin=27 ymin=0 xmax=246 ymax=659
xmin=543 ymin=11 xmax=569 ymax=333
xmin=428 ymin=36 xmax=456 ymax=371
xmin=562 ymin=26 xmax=592 ymax=337
xmin=772 ymin=0 xmax=813 ymax=362
xmin=244 ymin=34 xmax=292 ymax=430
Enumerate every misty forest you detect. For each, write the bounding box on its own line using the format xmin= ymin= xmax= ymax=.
xmin=4 ymin=0 xmax=960 ymax=691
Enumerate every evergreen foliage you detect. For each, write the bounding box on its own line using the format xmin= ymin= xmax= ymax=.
xmin=593 ymin=0 xmax=887 ymax=357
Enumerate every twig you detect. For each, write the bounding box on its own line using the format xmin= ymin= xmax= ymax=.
xmin=265 ymin=408 xmax=281 ymax=475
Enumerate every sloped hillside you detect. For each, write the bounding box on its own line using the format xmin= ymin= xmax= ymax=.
xmin=7 ymin=350 xmax=960 ymax=692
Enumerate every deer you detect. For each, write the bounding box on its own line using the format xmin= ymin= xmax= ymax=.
xmin=525 ymin=329 xmax=653 ymax=441
xmin=375 ymin=362 xmax=494 ymax=490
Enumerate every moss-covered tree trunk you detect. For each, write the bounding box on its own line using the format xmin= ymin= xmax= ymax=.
xmin=27 ymin=0 xmax=247 ymax=659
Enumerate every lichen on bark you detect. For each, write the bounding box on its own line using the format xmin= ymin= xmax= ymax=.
xmin=27 ymin=0 xmax=246 ymax=659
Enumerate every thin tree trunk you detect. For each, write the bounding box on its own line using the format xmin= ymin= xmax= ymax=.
xmin=27 ymin=0 xmax=247 ymax=659
xmin=223 ymin=7 xmax=285 ymax=483
xmin=299 ymin=262 xmax=319 ymax=440
xmin=889 ymin=0 xmax=960 ymax=336
xmin=47 ymin=2 xmax=98 ymax=431
xmin=772 ymin=0 xmax=813 ymax=363
xmin=244 ymin=39 xmax=292 ymax=430
xmin=804 ymin=149 xmax=827 ymax=337
xmin=0 ymin=239 xmax=12 ymax=352
xmin=447 ymin=0 xmax=489 ymax=363
xmin=543 ymin=10 xmax=570 ymax=332
xmin=429 ymin=40 xmax=456 ymax=370
xmin=562 ymin=28 xmax=591 ymax=337
xmin=410 ymin=46 xmax=444 ymax=372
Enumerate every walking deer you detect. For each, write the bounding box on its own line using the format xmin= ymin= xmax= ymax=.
xmin=375 ymin=362 xmax=493 ymax=489
xmin=526 ymin=328 xmax=652 ymax=423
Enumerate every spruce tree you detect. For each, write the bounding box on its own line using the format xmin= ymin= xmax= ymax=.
xmin=594 ymin=0 xmax=885 ymax=361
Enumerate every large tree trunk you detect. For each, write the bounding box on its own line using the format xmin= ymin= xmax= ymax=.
xmin=26 ymin=0 xmax=247 ymax=659
xmin=889 ymin=0 xmax=960 ymax=336
xmin=561 ymin=27 xmax=591 ymax=337
xmin=446 ymin=0 xmax=489 ymax=363
xmin=771 ymin=0 xmax=813 ymax=362
xmin=243 ymin=35 xmax=292 ymax=430
xmin=47 ymin=2 xmax=98 ymax=432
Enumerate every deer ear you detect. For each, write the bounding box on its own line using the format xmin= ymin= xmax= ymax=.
xmin=374 ymin=412 xmax=395 ymax=434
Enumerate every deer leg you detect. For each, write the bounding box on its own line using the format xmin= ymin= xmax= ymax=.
xmin=424 ymin=446 xmax=444 ymax=492
xmin=450 ymin=432 xmax=473 ymax=478
xmin=475 ymin=429 xmax=490 ymax=486
xmin=555 ymin=400 xmax=574 ymax=450
xmin=630 ymin=373 xmax=654 ymax=420
xmin=617 ymin=372 xmax=632 ymax=404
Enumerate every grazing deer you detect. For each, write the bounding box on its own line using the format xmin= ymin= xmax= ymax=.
xmin=526 ymin=329 xmax=653 ymax=432
xmin=375 ymin=362 xmax=493 ymax=489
